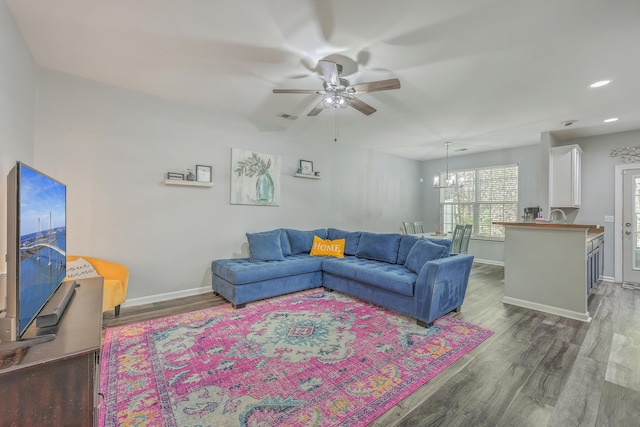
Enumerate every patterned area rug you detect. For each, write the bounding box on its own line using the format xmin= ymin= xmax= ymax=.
xmin=99 ymin=289 xmax=492 ymax=427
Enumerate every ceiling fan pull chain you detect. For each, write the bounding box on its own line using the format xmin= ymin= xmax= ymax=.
xmin=334 ymin=107 xmax=339 ymax=142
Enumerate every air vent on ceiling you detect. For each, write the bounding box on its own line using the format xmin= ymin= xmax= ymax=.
xmin=277 ymin=113 xmax=298 ymax=120
xmin=454 ymin=148 xmax=468 ymax=152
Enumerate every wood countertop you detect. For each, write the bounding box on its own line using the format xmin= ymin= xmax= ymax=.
xmin=493 ymin=222 xmax=604 ymax=235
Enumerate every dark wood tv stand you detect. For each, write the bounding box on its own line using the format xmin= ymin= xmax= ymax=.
xmin=0 ymin=277 xmax=103 ymax=426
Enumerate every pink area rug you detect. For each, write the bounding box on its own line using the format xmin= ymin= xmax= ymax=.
xmin=99 ymin=289 xmax=492 ymax=427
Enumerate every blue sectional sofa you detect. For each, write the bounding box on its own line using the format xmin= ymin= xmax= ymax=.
xmin=211 ymin=228 xmax=474 ymax=327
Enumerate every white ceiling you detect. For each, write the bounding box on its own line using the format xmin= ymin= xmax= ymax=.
xmin=7 ymin=0 xmax=640 ymax=160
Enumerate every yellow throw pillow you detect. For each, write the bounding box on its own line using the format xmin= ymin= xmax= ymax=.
xmin=309 ymin=236 xmax=345 ymax=258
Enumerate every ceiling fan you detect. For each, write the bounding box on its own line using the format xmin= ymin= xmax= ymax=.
xmin=273 ymin=60 xmax=401 ymax=116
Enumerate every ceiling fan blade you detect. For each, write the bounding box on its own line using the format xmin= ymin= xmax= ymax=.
xmin=349 ymin=97 xmax=377 ymax=115
xmin=307 ymin=101 xmax=325 ymax=116
xmin=273 ymin=89 xmax=323 ymax=94
xmin=318 ymin=60 xmax=340 ymax=86
xmin=350 ymin=78 xmax=401 ymax=94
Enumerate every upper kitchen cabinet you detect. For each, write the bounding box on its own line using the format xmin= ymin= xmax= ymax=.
xmin=550 ymin=144 xmax=582 ymax=208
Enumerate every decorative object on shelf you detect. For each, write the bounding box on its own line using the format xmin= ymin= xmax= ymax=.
xmin=186 ymin=169 xmax=196 ymax=181
xmin=314 ymin=171 xmax=320 ymax=177
xmin=195 ymin=165 xmax=212 ymax=182
xmin=231 ymin=148 xmax=281 ymax=206
xmin=167 ymin=172 xmax=184 ymax=180
xmin=300 ymin=159 xmax=313 ymax=175
xmin=610 ymin=146 xmax=640 ymax=163
xmin=433 ymin=141 xmax=464 ymax=189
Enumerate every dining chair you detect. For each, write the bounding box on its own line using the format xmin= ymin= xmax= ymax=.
xmin=403 ymin=222 xmax=416 ymax=234
xmin=450 ymin=224 xmax=465 ymax=253
xmin=413 ymin=221 xmax=425 ymax=233
xmin=460 ymin=224 xmax=473 ymax=254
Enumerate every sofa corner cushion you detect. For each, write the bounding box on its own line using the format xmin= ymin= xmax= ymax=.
xmin=355 ymin=232 xmax=402 ymax=264
xmin=246 ymin=229 xmax=285 ymax=262
xmin=286 ymin=229 xmax=327 ymax=254
xmin=327 ymin=228 xmax=361 ymax=256
xmin=404 ymin=239 xmax=447 ymax=274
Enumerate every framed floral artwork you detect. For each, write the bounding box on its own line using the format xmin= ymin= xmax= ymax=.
xmin=231 ymin=148 xmax=281 ymax=206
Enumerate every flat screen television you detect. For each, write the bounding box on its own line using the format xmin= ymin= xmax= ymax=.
xmin=0 ymin=162 xmax=68 ymax=343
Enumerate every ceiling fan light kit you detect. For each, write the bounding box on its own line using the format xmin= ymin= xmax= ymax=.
xmin=322 ymin=94 xmax=349 ymax=109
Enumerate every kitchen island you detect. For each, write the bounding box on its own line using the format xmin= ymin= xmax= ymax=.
xmin=494 ymin=222 xmax=604 ymax=322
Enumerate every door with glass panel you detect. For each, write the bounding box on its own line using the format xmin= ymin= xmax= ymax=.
xmin=622 ymin=168 xmax=640 ymax=286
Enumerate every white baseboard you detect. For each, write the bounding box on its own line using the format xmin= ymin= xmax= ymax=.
xmin=122 ymin=286 xmax=212 ymax=308
xmin=473 ymin=258 xmax=504 ymax=267
xmin=502 ymin=296 xmax=592 ymax=323
xmin=600 ymin=275 xmax=615 ymax=283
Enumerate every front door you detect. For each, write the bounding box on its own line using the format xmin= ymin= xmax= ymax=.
xmin=622 ymin=168 xmax=640 ymax=287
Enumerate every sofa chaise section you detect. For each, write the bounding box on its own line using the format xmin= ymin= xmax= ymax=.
xmin=212 ymin=254 xmax=324 ymax=308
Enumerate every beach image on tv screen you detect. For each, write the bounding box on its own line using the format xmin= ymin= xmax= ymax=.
xmin=18 ymin=165 xmax=66 ymax=334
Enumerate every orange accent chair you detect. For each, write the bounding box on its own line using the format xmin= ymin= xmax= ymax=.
xmin=67 ymin=256 xmax=129 ymax=316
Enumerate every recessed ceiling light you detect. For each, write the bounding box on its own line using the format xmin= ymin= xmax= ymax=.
xmin=604 ymin=117 xmax=619 ymax=123
xmin=590 ymin=80 xmax=611 ymax=88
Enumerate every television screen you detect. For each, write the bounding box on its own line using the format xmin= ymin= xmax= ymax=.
xmin=16 ymin=163 xmax=67 ymax=336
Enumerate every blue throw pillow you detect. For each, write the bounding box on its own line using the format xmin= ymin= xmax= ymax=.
xmin=427 ymin=238 xmax=451 ymax=257
xmin=327 ymin=228 xmax=362 ymax=256
xmin=397 ymin=235 xmax=422 ymax=265
xmin=246 ymin=229 xmax=285 ymax=262
xmin=404 ymin=239 xmax=447 ymax=274
xmin=273 ymin=228 xmax=292 ymax=256
xmin=286 ymin=229 xmax=327 ymax=254
xmin=355 ymin=232 xmax=402 ymax=264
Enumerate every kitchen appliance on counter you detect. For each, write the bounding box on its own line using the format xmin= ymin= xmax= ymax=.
xmin=523 ymin=207 xmax=541 ymax=222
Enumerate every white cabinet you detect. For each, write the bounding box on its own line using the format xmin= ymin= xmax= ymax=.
xmin=550 ymin=144 xmax=582 ymax=208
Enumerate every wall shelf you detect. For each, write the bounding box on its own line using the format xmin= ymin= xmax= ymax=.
xmin=293 ymin=173 xmax=320 ymax=180
xmin=164 ymin=179 xmax=214 ymax=187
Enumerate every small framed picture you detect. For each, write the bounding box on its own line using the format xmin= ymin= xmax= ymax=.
xmin=300 ymin=160 xmax=313 ymax=175
xmin=196 ymin=164 xmax=213 ymax=182
xmin=167 ymin=172 xmax=184 ymax=180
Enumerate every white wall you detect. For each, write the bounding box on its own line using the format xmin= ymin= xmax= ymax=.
xmin=420 ymin=144 xmax=540 ymax=264
xmin=0 ymin=2 xmax=37 ymax=308
xmin=559 ymin=128 xmax=640 ymax=279
xmin=34 ymin=69 xmax=424 ymax=300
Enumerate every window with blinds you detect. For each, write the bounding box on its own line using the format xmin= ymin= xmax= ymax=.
xmin=439 ymin=164 xmax=518 ymax=240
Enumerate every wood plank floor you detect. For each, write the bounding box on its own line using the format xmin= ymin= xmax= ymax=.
xmin=103 ymin=264 xmax=640 ymax=426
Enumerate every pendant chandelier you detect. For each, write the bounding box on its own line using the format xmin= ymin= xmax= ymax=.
xmin=433 ymin=141 xmax=464 ymax=189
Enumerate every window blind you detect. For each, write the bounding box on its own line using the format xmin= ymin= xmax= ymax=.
xmin=439 ymin=164 xmax=518 ymax=240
